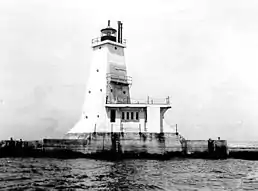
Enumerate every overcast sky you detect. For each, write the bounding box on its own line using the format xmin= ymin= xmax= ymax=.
xmin=1 ymin=0 xmax=258 ymax=141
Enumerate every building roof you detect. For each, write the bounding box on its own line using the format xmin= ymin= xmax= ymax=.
xmin=105 ymin=103 xmax=171 ymax=109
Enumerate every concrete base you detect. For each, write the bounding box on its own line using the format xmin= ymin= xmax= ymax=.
xmin=45 ymin=132 xmax=183 ymax=155
xmin=0 ymin=133 xmax=228 ymax=160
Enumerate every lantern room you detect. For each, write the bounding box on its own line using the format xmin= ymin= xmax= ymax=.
xmin=100 ymin=20 xmax=117 ymax=42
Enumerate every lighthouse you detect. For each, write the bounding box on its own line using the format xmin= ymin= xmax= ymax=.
xmin=64 ymin=21 xmax=180 ymax=155
xmin=1 ymin=21 xmax=228 ymax=160
xmin=66 ymin=21 xmax=132 ymax=137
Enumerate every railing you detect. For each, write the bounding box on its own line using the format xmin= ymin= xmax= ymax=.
xmin=106 ymin=73 xmax=132 ymax=85
xmin=111 ymin=123 xmax=145 ymax=133
xmin=92 ymin=37 xmax=126 ymax=46
xmin=106 ymin=96 xmax=171 ymax=105
xmin=110 ymin=124 xmax=122 ymax=132
xmin=147 ymin=96 xmax=171 ymax=105
xmin=121 ymin=123 xmax=142 ymax=133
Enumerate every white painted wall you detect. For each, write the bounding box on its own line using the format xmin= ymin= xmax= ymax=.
xmin=106 ymin=109 xmax=146 ymax=133
xmin=68 ymin=44 xmax=111 ymax=134
xmin=139 ymin=110 xmax=146 ymax=132
xmin=146 ymin=106 xmax=161 ymax=133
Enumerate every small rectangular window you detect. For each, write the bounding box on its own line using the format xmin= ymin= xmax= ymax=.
xmin=122 ymin=112 xmax=125 ymax=120
xmin=131 ymin=112 xmax=134 ymax=120
xmin=127 ymin=112 xmax=129 ymax=120
xmin=110 ymin=110 xmax=116 ymax=122
xmin=136 ymin=112 xmax=139 ymax=120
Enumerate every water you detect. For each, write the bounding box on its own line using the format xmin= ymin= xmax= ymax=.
xmin=1 ymin=158 xmax=258 ymax=190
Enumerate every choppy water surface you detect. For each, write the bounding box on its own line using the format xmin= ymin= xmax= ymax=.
xmin=1 ymin=158 xmax=258 ymax=190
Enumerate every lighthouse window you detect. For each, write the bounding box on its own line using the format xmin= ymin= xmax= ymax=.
xmin=114 ymin=47 xmax=117 ymax=50
xmin=123 ymin=91 xmax=126 ymax=94
xmin=89 ymin=91 xmax=91 ymax=94
xmin=96 ymin=69 xmax=99 ymax=72
xmin=126 ymin=112 xmax=130 ymax=120
xmin=122 ymin=112 xmax=125 ymax=120
xmin=110 ymin=110 xmax=116 ymax=122
xmin=136 ymin=112 xmax=139 ymax=120
xmin=100 ymin=89 xmax=102 ymax=92
xmin=131 ymin=112 xmax=134 ymax=120
xmin=99 ymin=47 xmax=101 ymax=49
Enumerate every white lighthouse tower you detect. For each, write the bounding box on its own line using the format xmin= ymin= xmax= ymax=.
xmin=66 ymin=21 xmax=132 ymax=138
xmin=65 ymin=21 xmax=179 ymax=155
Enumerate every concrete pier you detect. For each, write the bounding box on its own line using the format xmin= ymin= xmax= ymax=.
xmin=0 ymin=136 xmax=229 ymax=160
xmin=227 ymin=142 xmax=258 ymax=160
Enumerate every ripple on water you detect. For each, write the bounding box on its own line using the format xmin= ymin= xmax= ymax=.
xmin=1 ymin=158 xmax=258 ymax=190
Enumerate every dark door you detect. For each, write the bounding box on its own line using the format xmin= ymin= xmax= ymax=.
xmin=110 ymin=110 xmax=116 ymax=122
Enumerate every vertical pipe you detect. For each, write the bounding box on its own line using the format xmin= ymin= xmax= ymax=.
xmin=120 ymin=22 xmax=123 ymax=44
xmin=117 ymin=21 xmax=121 ymax=43
xmin=108 ymin=20 xmax=110 ymax=27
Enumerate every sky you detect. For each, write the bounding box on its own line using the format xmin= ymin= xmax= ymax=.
xmin=0 ymin=0 xmax=258 ymax=141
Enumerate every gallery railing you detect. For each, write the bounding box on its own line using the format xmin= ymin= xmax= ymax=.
xmin=106 ymin=96 xmax=171 ymax=105
xmin=92 ymin=37 xmax=126 ymax=46
xmin=106 ymin=73 xmax=132 ymax=85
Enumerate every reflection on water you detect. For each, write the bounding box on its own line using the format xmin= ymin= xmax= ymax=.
xmin=1 ymin=158 xmax=258 ymax=190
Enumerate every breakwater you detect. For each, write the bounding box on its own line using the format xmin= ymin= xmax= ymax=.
xmin=0 ymin=135 xmax=235 ymax=160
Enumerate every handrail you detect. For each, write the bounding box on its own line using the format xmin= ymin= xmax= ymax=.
xmin=106 ymin=73 xmax=132 ymax=85
xmin=92 ymin=37 xmax=127 ymax=46
xmin=111 ymin=123 xmax=143 ymax=133
xmin=106 ymin=96 xmax=171 ymax=105
xmin=92 ymin=38 xmax=100 ymax=45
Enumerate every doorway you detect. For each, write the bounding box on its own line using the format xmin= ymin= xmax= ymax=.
xmin=110 ymin=110 xmax=116 ymax=122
